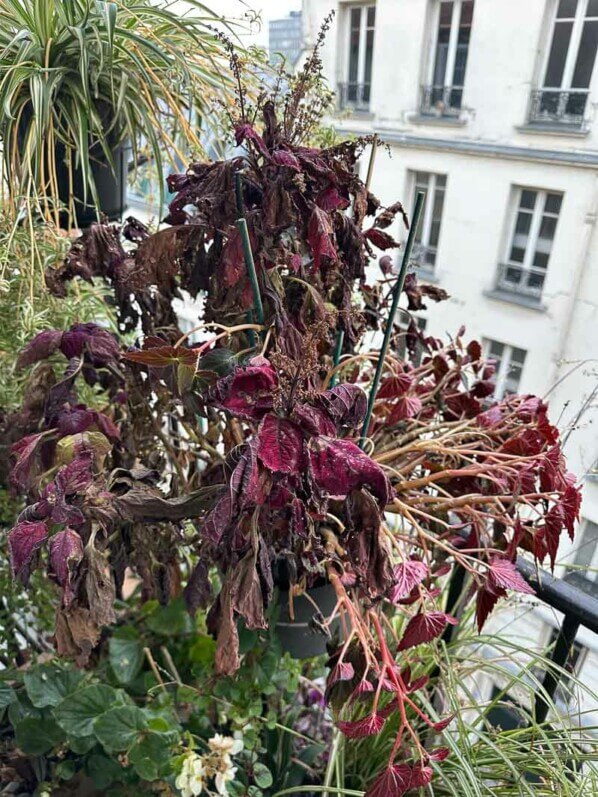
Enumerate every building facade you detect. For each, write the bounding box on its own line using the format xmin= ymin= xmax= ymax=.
xmin=269 ymin=10 xmax=303 ymax=67
xmin=303 ymin=0 xmax=598 ymax=720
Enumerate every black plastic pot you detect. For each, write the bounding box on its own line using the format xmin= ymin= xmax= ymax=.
xmin=275 ymin=582 xmax=341 ymax=659
xmin=17 ymin=102 xmax=128 ymax=228
xmin=54 ymin=137 xmax=128 ymax=228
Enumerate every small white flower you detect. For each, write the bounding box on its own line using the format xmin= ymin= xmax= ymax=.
xmin=214 ymin=762 xmax=237 ymax=795
xmin=208 ymin=733 xmax=244 ymax=756
xmin=175 ymin=753 xmax=205 ymax=797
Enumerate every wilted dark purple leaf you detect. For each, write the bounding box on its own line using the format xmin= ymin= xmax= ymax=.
xmin=48 ymin=529 xmax=84 ymax=607
xmin=8 ymin=521 xmax=48 ymax=582
xmin=257 ymin=414 xmax=305 ymax=475
xmin=17 ymin=329 xmax=63 ymax=369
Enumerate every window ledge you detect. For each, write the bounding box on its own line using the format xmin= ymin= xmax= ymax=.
xmin=409 ymin=113 xmax=468 ymax=128
xmin=484 ymin=289 xmax=547 ymax=312
xmin=516 ymin=123 xmax=590 ymax=139
xmin=336 ymin=110 xmax=374 ymax=121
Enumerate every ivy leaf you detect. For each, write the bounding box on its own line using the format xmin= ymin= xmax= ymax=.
xmin=54 ymin=684 xmax=118 ymax=736
xmin=15 ymin=715 xmax=64 ymax=755
xmin=92 ymin=705 xmax=148 ymax=752
xmin=109 ymin=628 xmax=144 ymax=684
xmin=24 ymin=665 xmax=83 ymax=708
xmin=397 ymin=612 xmax=458 ymax=651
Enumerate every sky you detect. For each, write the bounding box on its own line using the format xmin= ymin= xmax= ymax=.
xmin=203 ymin=0 xmax=302 ymax=48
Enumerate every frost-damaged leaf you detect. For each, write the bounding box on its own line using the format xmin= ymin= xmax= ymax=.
xmin=60 ymin=323 xmax=120 ymax=366
xmin=10 ymin=431 xmax=47 ymax=491
xmin=234 ymin=123 xmax=269 ymax=156
xmin=308 ymin=436 xmax=393 ymax=508
xmin=390 ymin=560 xmax=429 ymax=602
xmin=337 ymin=712 xmax=385 ymax=739
xmin=316 ymin=383 xmax=368 ymax=429
xmin=272 ymin=149 xmax=301 ymax=170
xmin=48 ymin=529 xmax=84 ymax=607
xmin=209 ymin=359 xmax=277 ymax=421
xmin=257 ymin=414 xmax=304 ymax=475
xmin=397 ymin=611 xmax=457 ymax=651
xmin=17 ymin=329 xmax=63 ymax=369
xmin=364 ymin=228 xmax=398 ymax=250
xmin=8 ymin=521 xmax=48 ymax=582
xmin=377 ymin=373 xmax=413 ymax=399
xmin=487 ymin=557 xmax=535 ymax=595
xmin=308 ymin=205 xmax=338 ymax=271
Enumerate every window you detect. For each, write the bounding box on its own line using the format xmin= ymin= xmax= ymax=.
xmin=531 ymin=0 xmax=598 ymax=125
xmin=411 ymin=172 xmax=447 ymax=271
xmin=565 ymin=519 xmax=598 ymax=596
xmin=422 ymin=0 xmax=475 ymax=115
xmin=483 ymin=339 xmax=527 ymax=399
xmin=340 ymin=5 xmax=376 ymax=111
xmin=496 ymin=188 xmax=562 ymax=300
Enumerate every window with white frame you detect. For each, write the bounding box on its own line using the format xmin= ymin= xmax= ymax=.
xmin=411 ymin=171 xmax=447 ymax=271
xmin=483 ymin=339 xmax=527 ymax=399
xmin=341 ymin=5 xmax=376 ymax=111
xmin=532 ymin=0 xmax=598 ymax=124
xmin=422 ymin=0 xmax=475 ymax=114
xmin=568 ymin=518 xmax=598 ymax=583
xmin=496 ymin=188 xmax=562 ymax=300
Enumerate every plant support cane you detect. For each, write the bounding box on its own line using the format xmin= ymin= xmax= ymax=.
xmin=359 ymin=191 xmax=425 ymax=448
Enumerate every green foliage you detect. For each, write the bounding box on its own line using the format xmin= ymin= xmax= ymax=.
xmin=0 ymin=0 xmax=241 ymax=222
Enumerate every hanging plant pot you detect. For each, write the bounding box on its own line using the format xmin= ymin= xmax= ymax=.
xmin=53 ymin=137 xmax=128 ymax=229
xmin=275 ymin=581 xmax=341 ymax=659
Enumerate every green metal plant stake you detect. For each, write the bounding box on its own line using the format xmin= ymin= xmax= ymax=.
xmin=359 ymin=191 xmax=425 ymax=448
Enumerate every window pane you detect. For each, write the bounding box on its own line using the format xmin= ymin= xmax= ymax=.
xmin=574 ymin=521 xmax=598 ymax=570
xmin=511 ymin=346 xmax=526 ymax=365
xmin=348 ymin=8 xmax=361 ymax=83
xmin=545 ymin=192 xmax=563 ymax=214
xmin=557 ymin=0 xmax=578 ymax=17
xmin=453 ymin=1 xmax=473 ymax=87
xmin=571 ymin=20 xmax=598 ymax=88
xmin=515 ymin=211 xmax=532 ymax=237
xmin=538 ymin=214 xmax=558 ymax=245
xmin=367 ymin=6 xmax=376 ymax=26
xmin=520 ymin=189 xmax=537 ymax=210
xmin=436 ymin=174 xmax=447 ymax=188
xmin=429 ymin=187 xmax=446 ymax=248
xmin=433 ymin=3 xmax=453 ymax=85
xmin=544 ymin=21 xmax=574 ymax=86
xmin=588 ymin=0 xmax=598 ymax=16
xmin=364 ymin=28 xmax=375 ymax=84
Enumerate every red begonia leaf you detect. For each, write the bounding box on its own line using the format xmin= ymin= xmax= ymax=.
xmin=308 ymin=436 xmax=392 ymax=507
xmin=476 ymin=585 xmax=506 ymax=631
xmin=388 ymin=395 xmax=422 ymax=424
xmin=337 ymin=712 xmax=385 ymax=739
xmin=48 ymin=528 xmax=84 ymax=607
xmin=410 ymin=763 xmax=433 ymax=787
xmin=8 ymin=521 xmax=48 ymax=582
xmin=477 ymin=405 xmax=504 ymax=428
xmin=487 ymin=557 xmax=535 ymax=595
xmin=329 ymin=661 xmax=355 ymax=686
xmin=390 ymin=560 xmax=429 ymax=602
xmin=377 ymin=373 xmax=413 ymax=399
xmin=428 ymin=747 xmax=451 ymax=762
xmin=397 ymin=611 xmax=457 ymax=650
xmin=432 ymin=714 xmax=455 ymax=732
xmin=257 ymin=414 xmax=304 ymax=475
xmin=308 ymin=205 xmax=338 ymax=271
xmin=365 ymin=764 xmax=413 ymax=797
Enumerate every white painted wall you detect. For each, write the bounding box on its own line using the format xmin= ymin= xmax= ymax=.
xmin=303 ymin=0 xmax=598 ymax=718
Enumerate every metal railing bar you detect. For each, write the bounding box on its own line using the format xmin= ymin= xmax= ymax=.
xmin=534 ymin=613 xmax=581 ymax=724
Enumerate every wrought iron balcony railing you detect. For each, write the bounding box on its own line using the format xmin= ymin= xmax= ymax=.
xmin=528 ymin=89 xmax=590 ymax=128
xmin=337 ymin=82 xmax=371 ymax=113
xmin=420 ymin=84 xmax=463 ymax=117
xmin=444 ymin=556 xmax=598 ymax=724
xmin=494 ymin=262 xmax=545 ymax=301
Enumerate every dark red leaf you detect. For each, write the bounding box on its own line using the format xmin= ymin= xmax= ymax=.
xmin=17 ymin=329 xmax=63 ymax=369
xmin=364 ymin=228 xmax=398 ymax=250
xmin=476 ymin=585 xmax=505 ymax=631
xmin=308 ymin=436 xmax=392 ymax=507
xmin=48 ymin=529 xmax=84 ymax=607
xmin=210 ymin=359 xmax=277 ymax=421
xmin=234 ymin=123 xmax=269 ymax=156
xmin=271 ymin=149 xmax=301 ymax=170
xmin=428 ymin=747 xmax=450 ymax=762
xmin=337 ymin=712 xmax=385 ymax=739
xmin=60 ymin=323 xmax=120 ymax=366
xmin=388 ymin=395 xmax=422 ymax=424
xmin=10 ymin=432 xmax=47 ymax=491
xmin=487 ymin=557 xmax=535 ymax=595
xmin=398 ymin=611 xmax=457 ymax=650
xmin=390 ymin=560 xmax=428 ymax=602
xmin=257 ymin=414 xmax=304 ymax=475
xmin=377 ymin=373 xmax=413 ymax=399
xmin=8 ymin=521 xmax=48 ymax=582
xmin=316 ymin=383 xmax=368 ymax=429
xmin=365 ymin=764 xmax=412 ymax=797
xmin=308 ymin=205 xmax=338 ymax=271
xmin=432 ymin=714 xmax=455 ymax=732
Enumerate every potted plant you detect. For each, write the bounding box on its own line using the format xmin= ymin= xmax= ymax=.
xmin=4 ymin=22 xmax=582 ymax=795
xmin=0 ymin=0 xmax=237 ymax=227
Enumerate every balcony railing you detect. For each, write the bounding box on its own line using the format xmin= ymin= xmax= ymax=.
xmin=337 ymin=82 xmax=371 ymax=113
xmin=528 ymin=89 xmax=590 ymax=128
xmin=494 ymin=262 xmax=545 ymax=301
xmin=420 ymin=84 xmax=463 ymax=117
xmin=444 ymin=555 xmax=598 ymax=724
